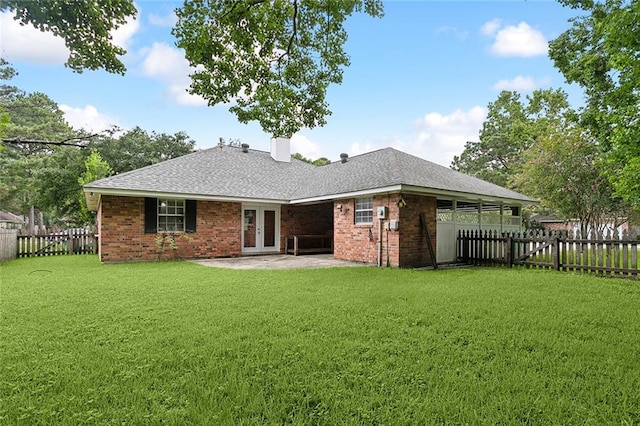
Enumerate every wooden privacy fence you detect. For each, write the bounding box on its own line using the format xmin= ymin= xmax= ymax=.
xmin=17 ymin=232 xmax=98 ymax=258
xmin=0 ymin=229 xmax=18 ymax=262
xmin=458 ymin=230 xmax=638 ymax=279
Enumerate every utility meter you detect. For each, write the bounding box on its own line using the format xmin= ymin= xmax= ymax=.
xmin=376 ymin=206 xmax=387 ymax=219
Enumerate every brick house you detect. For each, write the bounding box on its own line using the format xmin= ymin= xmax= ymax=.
xmin=84 ymin=138 xmax=536 ymax=267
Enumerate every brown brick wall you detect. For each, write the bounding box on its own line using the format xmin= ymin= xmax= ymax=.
xmin=99 ymin=194 xmax=437 ymax=267
xmin=333 ymin=194 xmax=436 ymax=268
xmin=99 ymin=196 xmax=242 ymax=262
xmin=397 ymin=194 xmax=437 ymax=268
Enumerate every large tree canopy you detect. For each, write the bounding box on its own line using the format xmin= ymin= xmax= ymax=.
xmin=549 ymin=0 xmax=640 ymax=208
xmin=451 ymin=89 xmax=572 ymax=188
xmin=515 ymin=122 xmax=627 ymax=236
xmin=90 ymin=127 xmax=196 ymax=174
xmin=0 ymin=0 xmax=137 ymax=74
xmin=173 ymin=0 xmax=384 ymax=137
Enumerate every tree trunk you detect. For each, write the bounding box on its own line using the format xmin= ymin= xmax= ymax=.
xmin=29 ymin=206 xmax=35 ymax=236
xmin=37 ymin=210 xmax=46 ymax=234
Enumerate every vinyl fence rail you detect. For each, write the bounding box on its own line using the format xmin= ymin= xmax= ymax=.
xmin=0 ymin=229 xmax=18 ymax=262
xmin=458 ymin=230 xmax=638 ymax=279
xmin=17 ymin=232 xmax=98 ymax=258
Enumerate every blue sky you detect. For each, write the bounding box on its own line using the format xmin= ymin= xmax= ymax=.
xmin=0 ymin=0 xmax=584 ymax=166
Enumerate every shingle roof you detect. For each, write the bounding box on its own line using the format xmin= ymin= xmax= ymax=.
xmin=85 ymin=146 xmax=316 ymax=201
xmin=293 ymin=148 xmax=537 ymax=202
xmin=85 ymin=146 xmax=537 ymax=204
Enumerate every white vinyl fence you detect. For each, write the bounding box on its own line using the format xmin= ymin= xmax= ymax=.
xmin=0 ymin=229 xmax=18 ymax=262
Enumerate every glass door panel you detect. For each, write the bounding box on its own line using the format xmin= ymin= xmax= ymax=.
xmin=242 ymin=206 xmax=280 ymax=253
xmin=263 ymin=210 xmax=276 ymax=248
xmin=243 ymin=209 xmax=256 ymax=248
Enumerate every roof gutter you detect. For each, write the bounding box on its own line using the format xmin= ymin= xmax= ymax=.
xmin=289 ymin=185 xmax=403 ymax=205
xmin=398 ymin=185 xmax=539 ymax=205
xmin=290 ymin=184 xmax=538 ymax=206
xmin=82 ymin=187 xmax=290 ymax=212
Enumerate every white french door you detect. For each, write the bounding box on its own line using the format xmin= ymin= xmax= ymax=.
xmin=242 ymin=205 xmax=280 ymax=254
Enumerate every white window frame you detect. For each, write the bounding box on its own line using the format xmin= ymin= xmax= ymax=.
xmin=355 ymin=197 xmax=374 ymax=224
xmin=158 ymin=198 xmax=185 ymax=232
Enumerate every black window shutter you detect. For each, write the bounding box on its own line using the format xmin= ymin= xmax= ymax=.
xmin=144 ymin=197 xmax=157 ymax=233
xmin=185 ymin=200 xmax=197 ymax=233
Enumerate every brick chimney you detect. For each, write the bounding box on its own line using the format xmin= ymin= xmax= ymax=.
xmin=270 ymin=137 xmax=291 ymax=162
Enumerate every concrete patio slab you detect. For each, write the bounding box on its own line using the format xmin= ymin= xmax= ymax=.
xmin=191 ymin=254 xmax=372 ymax=270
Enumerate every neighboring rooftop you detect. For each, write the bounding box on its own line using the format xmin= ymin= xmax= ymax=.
xmin=84 ymin=146 xmax=537 ymax=205
xmin=0 ymin=210 xmax=25 ymax=224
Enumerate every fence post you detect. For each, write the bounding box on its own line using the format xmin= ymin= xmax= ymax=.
xmin=552 ymin=237 xmax=561 ymax=271
xmin=506 ymin=235 xmax=513 ymax=268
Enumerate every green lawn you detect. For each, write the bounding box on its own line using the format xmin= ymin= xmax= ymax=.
xmin=1 ymin=256 xmax=639 ymax=424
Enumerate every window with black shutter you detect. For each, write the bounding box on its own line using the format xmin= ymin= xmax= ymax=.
xmin=144 ymin=197 xmax=157 ymax=233
xmin=145 ymin=197 xmax=196 ymax=233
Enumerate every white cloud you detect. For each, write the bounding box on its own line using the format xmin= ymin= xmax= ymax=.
xmin=436 ymin=26 xmax=468 ymax=41
xmin=291 ymin=133 xmax=322 ymax=159
xmin=0 ymin=9 xmax=140 ymax=65
xmin=111 ymin=14 xmax=140 ymax=51
xmin=489 ymin=22 xmax=548 ymax=57
xmin=60 ymin=104 xmax=121 ymax=133
xmin=140 ymin=42 xmax=207 ymax=106
xmin=492 ymin=75 xmax=551 ymax=92
xmin=481 ymin=18 xmax=502 ymax=36
xmin=346 ymin=107 xmax=486 ymax=168
xmin=411 ymin=106 xmax=487 ymax=166
xmin=349 ymin=141 xmax=377 ymax=158
xmin=0 ymin=11 xmax=69 ymax=64
xmin=149 ymin=11 xmax=177 ymax=27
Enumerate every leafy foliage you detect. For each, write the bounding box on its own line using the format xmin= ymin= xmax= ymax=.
xmin=452 ymin=88 xmax=632 ymax=232
xmin=451 ymin=89 xmax=571 ymax=188
xmin=90 ymin=127 xmax=196 ymax=174
xmin=0 ymin=68 xmax=197 ymax=229
xmin=0 ymin=0 xmax=137 ymax=74
xmin=78 ymin=151 xmax=113 ymax=224
xmin=173 ymin=0 xmax=384 ymax=137
xmin=0 ymin=59 xmax=16 ymax=139
xmin=549 ymin=0 xmax=640 ymax=209
xmin=292 ymin=152 xmax=331 ymax=166
xmin=0 ymin=90 xmax=77 ymax=229
xmin=515 ymin=123 xmax=627 ymax=235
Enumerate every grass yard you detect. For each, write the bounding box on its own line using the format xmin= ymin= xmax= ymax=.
xmin=1 ymin=256 xmax=639 ymax=424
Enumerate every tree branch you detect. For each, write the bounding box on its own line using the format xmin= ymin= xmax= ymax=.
xmin=278 ymin=0 xmax=298 ymax=63
xmin=2 ymin=134 xmax=100 ymax=148
xmin=221 ymin=0 xmax=267 ymax=20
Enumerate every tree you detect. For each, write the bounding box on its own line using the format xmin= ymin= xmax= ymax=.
xmin=0 ymin=59 xmax=18 ymax=140
xmin=0 ymin=0 xmax=137 ymax=74
xmin=78 ymin=151 xmax=112 ymax=224
xmin=173 ymin=0 xmax=384 ymax=137
xmin=292 ymin=152 xmax=330 ymax=166
xmin=0 ymin=90 xmax=78 ymax=232
xmin=451 ymin=90 xmax=571 ymax=188
xmin=549 ymin=0 xmax=640 ymax=209
xmin=32 ymin=146 xmax=90 ymax=226
xmin=515 ymin=122 xmax=629 ymax=236
xmin=91 ymin=127 xmax=196 ymax=174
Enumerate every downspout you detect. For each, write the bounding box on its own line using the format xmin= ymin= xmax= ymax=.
xmin=377 ymin=217 xmax=383 ymax=267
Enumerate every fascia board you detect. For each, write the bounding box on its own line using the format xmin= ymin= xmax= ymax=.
xmin=82 ymin=187 xmax=289 ymax=205
xmin=399 ymin=185 xmax=539 ymax=205
xmin=290 ymin=185 xmax=403 ymax=205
